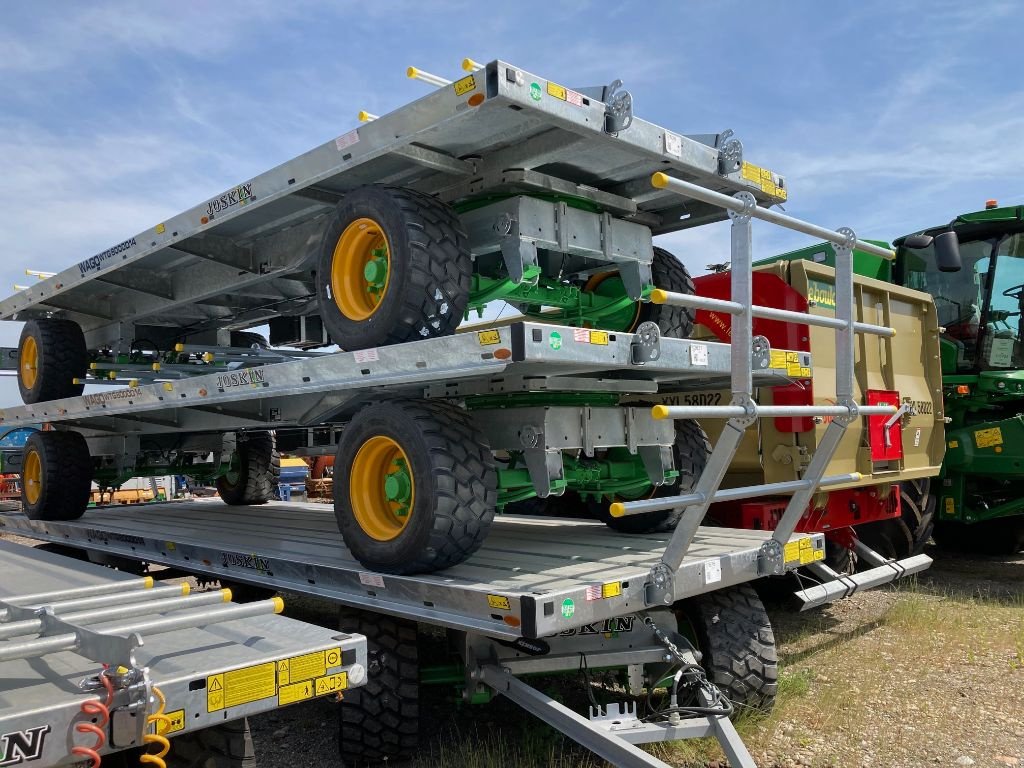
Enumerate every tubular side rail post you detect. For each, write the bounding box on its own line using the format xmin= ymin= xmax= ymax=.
xmin=0 ymin=575 xmax=156 ymax=619
xmin=640 ymin=174 xmax=898 ymax=603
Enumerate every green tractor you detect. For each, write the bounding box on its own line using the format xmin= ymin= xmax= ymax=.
xmin=772 ymin=201 xmax=1024 ymax=554
xmin=893 ymin=201 xmax=1024 ymax=554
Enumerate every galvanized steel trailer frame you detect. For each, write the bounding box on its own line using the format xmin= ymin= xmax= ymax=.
xmin=0 ymin=539 xmax=368 ymax=768
xmin=0 ymin=61 xmax=925 ymax=764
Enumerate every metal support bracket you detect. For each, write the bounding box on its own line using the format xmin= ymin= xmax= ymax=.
xmin=630 ymin=321 xmax=661 ymax=364
xmin=522 ymin=447 xmax=565 ymax=498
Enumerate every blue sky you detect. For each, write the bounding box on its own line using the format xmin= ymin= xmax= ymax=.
xmin=0 ymin=0 xmax=1020 ymax=405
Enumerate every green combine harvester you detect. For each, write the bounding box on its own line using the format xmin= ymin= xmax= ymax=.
xmin=772 ymin=200 xmax=1024 ymax=555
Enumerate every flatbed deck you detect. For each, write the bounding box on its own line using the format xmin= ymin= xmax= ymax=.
xmin=0 ymin=321 xmax=804 ymax=434
xmin=0 ymin=59 xmax=785 ymax=343
xmin=0 ymin=501 xmax=824 ymax=640
xmin=0 ymin=539 xmax=367 ymax=768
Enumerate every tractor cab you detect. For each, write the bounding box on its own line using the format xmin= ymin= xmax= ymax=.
xmin=894 ymin=204 xmax=1024 ymax=374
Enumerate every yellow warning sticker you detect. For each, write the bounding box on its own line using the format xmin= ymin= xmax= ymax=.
xmin=477 ymin=329 xmax=501 ymax=346
xmin=487 ymin=594 xmax=511 ymax=611
xmin=944 ymin=497 xmax=955 ymax=515
xmin=787 ymin=363 xmax=803 ymax=377
xmin=453 ymin=74 xmax=477 ymax=96
xmin=314 ymin=672 xmax=349 ymax=696
xmin=601 ymin=581 xmax=622 ymax=599
xmin=741 ymin=162 xmax=762 ymax=182
xmin=546 ymin=81 xmax=567 ymax=100
xmin=157 ymin=709 xmax=185 ymax=735
xmin=783 ymin=541 xmax=800 ymax=564
xmin=325 ymin=648 xmax=341 ymax=668
xmin=278 ymin=680 xmax=315 ymax=706
xmin=589 ymin=330 xmax=609 ymax=346
xmin=974 ymin=427 xmax=1003 ymax=448
xmin=799 ymin=538 xmax=812 ymax=551
xmin=949 ymin=440 xmax=959 ymax=449
xmin=281 ymin=650 xmax=327 ymax=686
xmin=155 ymin=223 xmax=166 ymax=235
xmin=799 ymin=367 xmax=811 ymax=378
xmin=207 ymin=662 xmax=276 ymax=712
xmin=770 ymin=350 xmax=788 ymax=369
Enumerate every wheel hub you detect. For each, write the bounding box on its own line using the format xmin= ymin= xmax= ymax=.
xmin=349 ymin=436 xmax=416 ymax=541
xmin=20 ymin=336 xmax=38 ymax=390
xmin=331 ymin=218 xmax=391 ymax=321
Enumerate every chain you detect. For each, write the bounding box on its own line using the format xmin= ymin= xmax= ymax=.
xmin=643 ymin=615 xmax=698 ymax=665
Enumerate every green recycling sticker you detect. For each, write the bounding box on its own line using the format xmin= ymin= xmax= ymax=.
xmin=561 ymin=598 xmax=575 ymax=619
xmin=549 ymin=331 xmax=562 ymax=350
xmin=530 ymin=82 xmax=542 ymax=101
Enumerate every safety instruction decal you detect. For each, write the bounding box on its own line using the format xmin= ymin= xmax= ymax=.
xmin=477 ymin=329 xmax=501 ymax=346
xmin=740 ymin=161 xmax=787 ymax=200
xmin=572 ymin=328 xmax=608 ymax=346
xmin=315 ymin=672 xmax=348 ymax=695
xmin=974 ymin=427 xmax=1003 ymax=448
xmin=690 ymin=344 xmax=709 ymax=366
xmin=454 ymin=74 xmax=477 ymax=96
xmin=487 ymin=594 xmax=511 ymax=611
xmin=279 ymin=647 xmax=340 ymax=686
xmin=157 ymin=709 xmax=185 ymax=735
xmin=704 ymin=559 xmax=722 ymax=585
xmin=546 ymin=81 xmax=567 ymax=100
xmin=335 ymin=129 xmax=359 ymax=151
xmin=207 ymin=662 xmax=276 ymax=712
xmin=278 ymin=680 xmax=314 ymax=706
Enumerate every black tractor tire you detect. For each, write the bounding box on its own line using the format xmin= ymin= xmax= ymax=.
xmin=21 ymin=430 xmax=92 ymax=521
xmin=166 ymin=720 xmax=256 ymax=768
xmin=107 ymin=719 xmax=256 ymax=768
xmin=334 ymin=400 xmax=496 ymax=574
xmin=638 ymin=246 xmax=697 ymax=338
xmin=217 ymin=432 xmax=280 ymax=505
xmin=898 ymin=478 xmax=936 ymax=556
xmin=595 ymin=419 xmax=711 ymax=534
xmin=679 ymin=583 xmax=778 ymax=713
xmin=229 ymin=331 xmax=270 ymax=349
xmin=316 ymin=186 xmax=471 ymax=351
xmin=338 ymin=610 xmax=419 ymax=765
xmin=17 ymin=318 xmax=88 ymax=404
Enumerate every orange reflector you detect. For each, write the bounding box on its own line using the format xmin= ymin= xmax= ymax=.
xmin=468 ymin=93 xmax=485 ymax=107
xmin=985 ymin=199 xmax=998 ymax=209
xmin=503 ymin=615 xmax=522 ymax=628
xmin=494 ymin=347 xmax=512 ymax=360
xmin=201 ymin=216 xmax=210 ymax=224
xmin=956 ymin=385 xmax=970 ymax=394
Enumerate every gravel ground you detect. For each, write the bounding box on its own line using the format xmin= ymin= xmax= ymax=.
xmin=3 ymin=529 xmax=1022 ymax=767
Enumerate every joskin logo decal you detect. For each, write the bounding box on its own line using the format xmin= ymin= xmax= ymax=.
xmin=205 ymin=182 xmax=254 ymax=218
xmin=0 ymin=725 xmax=51 ymax=766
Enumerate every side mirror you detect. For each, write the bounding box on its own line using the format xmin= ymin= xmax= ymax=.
xmin=933 ymin=231 xmax=963 ymax=273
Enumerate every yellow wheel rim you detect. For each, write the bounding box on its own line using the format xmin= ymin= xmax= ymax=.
xmin=349 ymin=435 xmax=415 ymax=542
xmin=20 ymin=335 xmax=38 ymax=390
xmin=23 ymin=447 xmax=42 ymax=505
xmin=331 ymin=217 xmax=391 ymax=321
